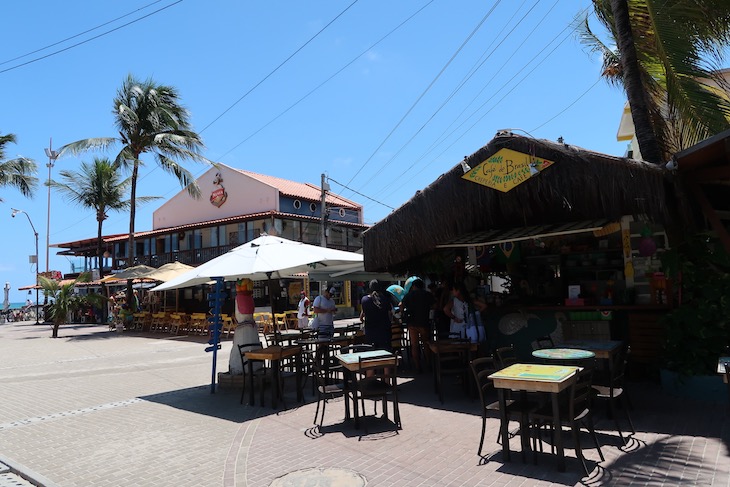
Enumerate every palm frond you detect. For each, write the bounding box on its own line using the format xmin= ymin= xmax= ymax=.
xmin=155 ymin=153 xmax=202 ymax=199
xmin=58 ymin=138 xmax=118 ymax=157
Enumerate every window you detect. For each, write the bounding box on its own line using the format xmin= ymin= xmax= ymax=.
xmin=279 ymin=219 xmax=300 ymax=241
xmin=347 ymin=228 xmax=363 ymax=249
xmin=249 ymin=220 xmax=266 ymax=240
xmin=328 ymin=226 xmax=345 ymax=247
xmin=302 ymin=222 xmax=321 ymax=244
xmin=192 ymin=229 xmax=203 ymax=249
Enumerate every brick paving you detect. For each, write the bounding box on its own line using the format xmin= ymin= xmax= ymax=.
xmin=0 ymin=320 xmax=728 ymax=486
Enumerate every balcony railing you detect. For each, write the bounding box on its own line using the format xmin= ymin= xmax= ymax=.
xmin=124 ymin=242 xmax=357 ymax=269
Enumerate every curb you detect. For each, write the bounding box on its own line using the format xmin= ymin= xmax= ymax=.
xmin=0 ymin=455 xmax=60 ymax=487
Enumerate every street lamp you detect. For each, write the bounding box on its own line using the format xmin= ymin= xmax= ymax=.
xmin=11 ymin=208 xmax=40 ymax=325
xmin=44 ymin=138 xmax=59 ymax=277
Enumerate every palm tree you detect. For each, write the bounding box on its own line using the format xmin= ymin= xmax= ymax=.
xmin=579 ymin=0 xmax=730 ymax=163
xmin=58 ymin=74 xmax=209 ymax=303
xmin=0 ymin=132 xmax=38 ymax=199
xmin=39 ymin=273 xmax=101 ymax=338
xmin=49 ymin=157 xmax=159 ymax=271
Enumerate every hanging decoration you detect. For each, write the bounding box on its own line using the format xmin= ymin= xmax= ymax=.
xmin=638 ymin=225 xmax=657 ymax=257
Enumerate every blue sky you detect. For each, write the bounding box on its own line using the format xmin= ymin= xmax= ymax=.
xmin=0 ymin=0 xmax=629 ymax=303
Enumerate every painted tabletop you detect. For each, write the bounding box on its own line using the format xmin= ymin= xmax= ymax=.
xmin=532 ymin=348 xmax=596 ymax=360
xmin=489 ymin=363 xmax=580 ymax=382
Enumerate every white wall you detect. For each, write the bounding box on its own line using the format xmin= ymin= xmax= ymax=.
xmin=152 ymin=164 xmax=279 ymax=229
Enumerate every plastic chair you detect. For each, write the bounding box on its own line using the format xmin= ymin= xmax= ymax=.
xmin=531 ymin=367 xmax=605 ymax=475
xmin=591 ymin=345 xmax=635 ymax=444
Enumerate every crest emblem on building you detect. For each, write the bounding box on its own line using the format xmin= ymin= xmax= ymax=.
xmin=210 ymin=172 xmax=228 ymax=208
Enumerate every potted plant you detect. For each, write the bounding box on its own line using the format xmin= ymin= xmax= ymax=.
xmin=659 ymin=235 xmax=730 ymax=400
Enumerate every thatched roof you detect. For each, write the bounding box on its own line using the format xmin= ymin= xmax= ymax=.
xmin=364 ymin=133 xmax=679 ymax=272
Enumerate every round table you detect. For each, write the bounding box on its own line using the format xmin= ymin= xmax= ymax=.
xmin=532 ymin=348 xmax=595 ymax=361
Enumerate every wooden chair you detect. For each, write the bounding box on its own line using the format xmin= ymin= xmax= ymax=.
xmin=531 ymin=367 xmax=605 ymax=475
xmin=220 ymin=314 xmax=235 ymax=339
xmin=254 ymin=312 xmax=272 ymax=334
xmin=592 ymin=344 xmax=635 ymax=444
xmin=350 ymin=354 xmax=401 ymax=430
xmin=273 ymin=313 xmax=288 ymax=333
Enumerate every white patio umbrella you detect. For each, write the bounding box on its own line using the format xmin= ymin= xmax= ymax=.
xmin=151 ymin=235 xmax=363 ymax=292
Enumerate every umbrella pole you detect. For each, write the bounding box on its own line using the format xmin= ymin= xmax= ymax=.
xmin=266 ymin=272 xmax=281 ymax=344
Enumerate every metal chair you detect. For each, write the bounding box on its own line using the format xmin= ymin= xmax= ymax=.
xmin=531 ymin=367 xmax=605 ymax=475
xmin=591 ymin=344 xmax=635 ymax=444
xmin=237 ymin=342 xmax=271 ymax=407
xmin=470 ymin=357 xmax=533 ymax=455
xmin=495 ymin=345 xmax=518 ymax=369
xmin=532 ymin=335 xmax=555 ymax=350
xmin=350 ymin=354 xmax=401 ymax=430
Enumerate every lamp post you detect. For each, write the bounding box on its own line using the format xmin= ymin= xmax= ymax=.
xmin=44 ymin=139 xmax=59 ymax=277
xmin=11 ymin=208 xmax=40 ymax=325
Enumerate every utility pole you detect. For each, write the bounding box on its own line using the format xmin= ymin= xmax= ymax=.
xmin=320 ymin=173 xmax=329 ymax=248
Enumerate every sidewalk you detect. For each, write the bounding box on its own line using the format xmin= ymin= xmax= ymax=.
xmin=0 ymin=320 xmax=728 ymax=486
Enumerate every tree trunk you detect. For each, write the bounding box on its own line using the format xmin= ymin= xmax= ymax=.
xmin=610 ymin=0 xmax=664 ymax=164
xmin=126 ymin=159 xmax=140 ymax=307
xmin=52 ymin=321 xmax=60 ymax=338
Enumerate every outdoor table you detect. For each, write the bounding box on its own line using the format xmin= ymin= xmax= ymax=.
xmin=244 ymin=345 xmax=302 ymax=409
xmin=560 ymin=339 xmax=622 ymax=360
xmin=718 ymin=357 xmax=730 ymax=384
xmin=335 ymin=350 xmax=395 ymax=421
xmin=489 ymin=363 xmax=581 ymax=472
xmin=427 ymin=340 xmax=478 ymax=401
xmin=532 ymin=348 xmax=595 ymax=361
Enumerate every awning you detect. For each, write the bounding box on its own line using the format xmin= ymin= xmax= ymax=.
xmin=436 ymin=219 xmax=610 ymax=248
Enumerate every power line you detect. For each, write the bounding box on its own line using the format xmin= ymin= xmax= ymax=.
xmin=342 ymin=1 xmax=501 ymax=189
xmin=0 ymin=1 xmax=182 ymax=75
xmin=327 ymin=177 xmax=394 ymax=210
xmin=199 ymin=0 xmax=360 ymax=135
xmin=0 ymin=0 xmax=166 ymax=67
xmin=529 ymin=78 xmax=602 ymax=133
xmin=216 ymin=0 xmax=435 ymax=161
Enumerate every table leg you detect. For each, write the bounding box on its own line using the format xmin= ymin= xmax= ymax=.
xmin=247 ymin=359 xmax=255 ymax=407
xmin=272 ymin=359 xmax=280 ymax=409
xmin=519 ymin=390 xmax=530 ymax=462
xmin=296 ymin=353 xmax=303 ymax=402
xmin=343 ymin=369 xmax=351 ymax=421
xmin=552 ymin=391 xmax=565 ymax=472
xmin=498 ymin=388 xmax=510 ymax=462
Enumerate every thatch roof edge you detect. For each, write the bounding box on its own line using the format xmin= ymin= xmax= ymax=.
xmin=364 ymin=133 xmax=678 ymax=271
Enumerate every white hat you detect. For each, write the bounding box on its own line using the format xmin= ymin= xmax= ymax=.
xmin=328 ymin=287 xmax=336 ymax=294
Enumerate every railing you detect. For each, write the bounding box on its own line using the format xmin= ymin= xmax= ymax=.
xmin=123 ymin=242 xmax=358 ymax=268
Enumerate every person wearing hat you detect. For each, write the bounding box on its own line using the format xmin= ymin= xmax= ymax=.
xmin=296 ymin=290 xmax=311 ymax=329
xmin=312 ymin=287 xmax=338 ymax=337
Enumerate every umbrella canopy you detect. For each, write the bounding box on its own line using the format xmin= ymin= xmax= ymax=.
xmin=151 ymin=235 xmax=363 ymax=291
xmin=144 ymin=262 xmax=194 ymax=282
xmin=100 ymin=265 xmax=157 ymax=282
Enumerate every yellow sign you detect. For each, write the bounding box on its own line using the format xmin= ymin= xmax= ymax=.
xmin=462 ymin=148 xmax=554 ymax=192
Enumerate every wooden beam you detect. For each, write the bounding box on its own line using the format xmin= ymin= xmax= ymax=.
xmin=690 ymin=164 xmax=730 ymax=183
xmin=688 ymin=181 xmax=730 ymax=254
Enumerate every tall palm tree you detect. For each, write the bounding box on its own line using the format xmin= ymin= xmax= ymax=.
xmin=58 ymin=75 xmax=209 ymax=303
xmin=579 ymin=0 xmax=730 ymax=163
xmin=49 ymin=157 xmax=159 ymax=271
xmin=0 ymin=132 xmax=38 ymax=199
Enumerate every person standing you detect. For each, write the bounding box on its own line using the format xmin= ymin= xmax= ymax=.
xmin=400 ymin=278 xmax=435 ymax=372
xmin=296 ymin=290 xmax=311 ymax=329
xmin=360 ymin=279 xmax=393 ymax=351
xmin=312 ymin=287 xmax=337 ymax=337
